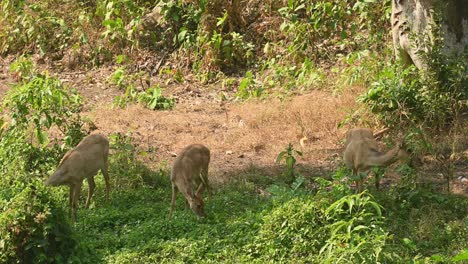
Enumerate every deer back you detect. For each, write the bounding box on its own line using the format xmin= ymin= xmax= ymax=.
xmin=344 ymin=128 xmax=406 ymax=172
xmin=46 ymin=134 xmax=109 ymax=186
xmin=172 ymin=145 xmax=210 ymax=185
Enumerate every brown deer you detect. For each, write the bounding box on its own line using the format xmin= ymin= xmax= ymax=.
xmin=170 ymin=144 xmax=211 ymax=218
xmin=45 ymin=134 xmax=110 ymax=222
xmin=343 ymin=128 xmax=406 ymax=192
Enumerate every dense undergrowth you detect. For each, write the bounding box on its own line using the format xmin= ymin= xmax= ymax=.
xmin=4 ymin=164 xmax=465 ymax=263
xmin=1 ymin=0 xmax=467 ymax=263
xmin=68 ymin=176 xmax=467 ymax=264
xmin=0 ymin=0 xmax=391 ymax=89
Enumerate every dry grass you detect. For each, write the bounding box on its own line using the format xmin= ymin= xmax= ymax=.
xmin=84 ymin=87 xmax=361 ymax=184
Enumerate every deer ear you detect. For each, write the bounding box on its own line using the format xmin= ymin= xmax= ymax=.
xmin=195 ymin=184 xmax=203 ymax=196
xmin=194 ymin=195 xmax=204 ymax=205
xmin=185 ymin=197 xmax=195 ymax=209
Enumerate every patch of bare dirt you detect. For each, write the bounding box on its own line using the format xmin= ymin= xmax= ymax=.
xmin=0 ymin=57 xmax=12 ymax=97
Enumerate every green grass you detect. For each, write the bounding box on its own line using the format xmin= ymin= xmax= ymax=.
xmin=375 ymin=187 xmax=468 ymax=262
xmin=64 ymin=172 xmax=468 ymax=264
xmin=73 ymin=176 xmax=273 ymax=263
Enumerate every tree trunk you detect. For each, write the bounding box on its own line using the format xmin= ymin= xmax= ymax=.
xmin=391 ymin=0 xmax=468 ymax=69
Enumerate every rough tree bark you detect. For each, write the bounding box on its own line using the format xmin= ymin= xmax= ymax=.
xmin=391 ymin=0 xmax=468 ymax=69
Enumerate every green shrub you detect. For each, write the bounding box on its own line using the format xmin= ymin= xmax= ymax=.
xmin=138 ymin=86 xmax=175 ymax=110
xmin=109 ymin=66 xmax=129 ymax=89
xmin=358 ymin=61 xmax=467 ymax=130
xmin=99 ymin=0 xmax=146 ymax=48
xmin=0 ymin=179 xmax=76 ymax=263
xmin=252 ymin=196 xmax=328 ymax=262
xmin=378 ymin=186 xmax=468 ymax=261
xmin=1 ymin=57 xmax=86 ymax=177
xmin=4 ymin=56 xmax=85 ymax=147
xmin=276 ymin=0 xmax=390 ymax=62
xmin=236 ymin=70 xmax=264 ymax=99
xmin=276 ymin=143 xmax=303 ymax=183
xmin=159 ymin=0 xmax=203 ymax=49
xmin=0 ymin=1 xmax=74 ymax=55
xmin=251 ymin=190 xmax=390 ymax=263
xmin=113 ymin=85 xmax=175 ymax=110
xmin=0 ymin=58 xmax=89 ymax=262
xmin=197 ymin=30 xmax=255 ymax=71
xmin=3 ymin=73 xmax=84 ymax=145
xmin=319 ymin=192 xmax=389 ymax=263
xmin=359 ymin=13 xmax=467 ymax=131
xmin=109 ymin=66 xmax=175 ymax=110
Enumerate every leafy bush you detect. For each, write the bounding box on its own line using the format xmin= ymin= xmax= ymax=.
xmin=236 ymin=70 xmax=264 ymax=99
xmin=3 ymin=73 xmax=84 ymax=146
xmin=0 ymin=0 xmax=149 ymax=63
xmin=0 ymin=58 xmax=89 ymax=262
xmin=138 ymin=86 xmax=175 ymax=110
xmin=109 ymin=66 xmax=129 ymax=89
xmin=0 ymin=1 xmax=74 ymax=54
xmin=251 ymin=190 xmax=389 ymax=263
xmin=196 ymin=29 xmax=255 ymax=72
xmin=358 ymin=61 xmax=466 ymax=130
xmin=252 ymin=196 xmax=328 ymax=262
xmin=319 ymin=192 xmax=389 ymax=263
xmin=1 ymin=56 xmax=86 ymax=176
xmin=358 ymin=65 xmax=420 ymax=124
xmin=378 ymin=186 xmax=468 ymax=261
xmin=113 ymin=85 xmax=175 ymax=110
xmin=110 ymin=66 xmax=175 ymax=110
xmin=98 ymin=0 xmax=146 ymax=48
xmin=159 ymin=0 xmax=203 ymax=48
xmin=359 ymin=10 xmax=467 ymax=131
xmin=314 ymin=166 xmax=354 ymax=198
xmin=0 ymin=180 xmax=76 ymax=263
xmin=273 ymin=0 xmax=390 ymax=64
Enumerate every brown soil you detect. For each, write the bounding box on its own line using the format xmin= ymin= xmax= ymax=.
xmin=0 ymin=58 xmax=11 ymax=97
xmin=1 ymin=56 xmax=466 ymax=195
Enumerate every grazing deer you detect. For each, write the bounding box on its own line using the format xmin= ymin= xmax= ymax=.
xmin=343 ymin=128 xmax=406 ymax=192
xmin=170 ymin=144 xmax=211 ymax=218
xmin=45 ymin=134 xmax=110 ymax=222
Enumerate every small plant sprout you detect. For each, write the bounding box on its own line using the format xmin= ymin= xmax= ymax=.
xmin=276 ymin=143 xmax=303 ymax=183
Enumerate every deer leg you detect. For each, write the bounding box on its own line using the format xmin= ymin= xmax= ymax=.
xmin=69 ymin=184 xmax=75 ymax=218
xmin=375 ymin=173 xmax=381 ymax=190
xmin=361 ymin=172 xmax=366 ymax=192
xmin=102 ymin=163 xmax=110 ymax=201
xmin=169 ymin=183 xmax=177 ymax=218
xmin=356 ymin=170 xmax=364 ymax=193
xmin=201 ymin=167 xmax=212 ymax=199
xmin=359 ymin=172 xmax=363 ymax=192
xmin=71 ymin=182 xmax=83 ymax=222
xmin=85 ymin=176 xmax=95 ymax=209
xmin=352 ymin=169 xmax=360 ymax=193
